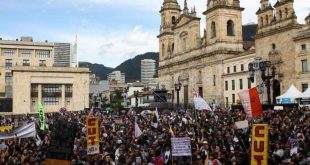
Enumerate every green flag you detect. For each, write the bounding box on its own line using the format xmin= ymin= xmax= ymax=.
xmin=38 ymin=101 xmax=45 ymax=131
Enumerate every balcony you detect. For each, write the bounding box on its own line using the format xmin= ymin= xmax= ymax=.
xmin=23 ymin=63 xmax=30 ymax=66
xmin=42 ymin=91 xmax=61 ymax=97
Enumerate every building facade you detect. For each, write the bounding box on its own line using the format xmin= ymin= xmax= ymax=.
xmin=158 ymin=0 xmax=310 ymax=107
xmin=12 ymin=66 xmax=89 ymax=114
xmin=0 ymin=37 xmax=54 ymax=98
xmin=141 ymin=59 xmax=156 ymax=85
xmin=107 ymin=71 xmax=125 ymax=84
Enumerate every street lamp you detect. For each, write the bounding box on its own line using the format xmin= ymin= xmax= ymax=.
xmin=134 ymin=90 xmax=139 ymax=108
xmin=249 ymin=59 xmax=276 ymax=104
xmin=174 ymin=82 xmax=182 ymax=109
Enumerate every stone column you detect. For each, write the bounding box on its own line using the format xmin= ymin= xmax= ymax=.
xmin=61 ymin=85 xmax=65 ymax=108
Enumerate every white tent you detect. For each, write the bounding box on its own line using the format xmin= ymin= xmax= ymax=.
xmin=296 ymin=88 xmax=310 ymax=107
xmin=276 ymin=85 xmax=302 ymax=104
xmin=297 ymin=88 xmax=310 ymax=98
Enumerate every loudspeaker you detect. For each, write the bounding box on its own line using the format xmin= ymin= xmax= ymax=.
xmin=47 ymin=120 xmax=78 ymax=161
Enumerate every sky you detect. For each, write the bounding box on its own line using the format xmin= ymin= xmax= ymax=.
xmin=0 ymin=0 xmax=308 ymax=68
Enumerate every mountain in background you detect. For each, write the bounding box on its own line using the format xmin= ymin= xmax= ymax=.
xmin=79 ymin=62 xmax=113 ymax=80
xmin=80 ymin=24 xmax=257 ymax=83
xmin=79 ymin=52 xmax=159 ymax=82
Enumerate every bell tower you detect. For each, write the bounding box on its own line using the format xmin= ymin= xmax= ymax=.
xmin=158 ymin=0 xmax=181 ymax=61
xmin=204 ymin=0 xmax=244 ymax=53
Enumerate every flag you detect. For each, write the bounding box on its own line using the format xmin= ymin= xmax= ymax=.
xmin=193 ymin=92 xmax=212 ymax=111
xmin=135 ymin=119 xmax=142 ymax=137
xmin=38 ymin=101 xmax=45 ymax=131
xmin=238 ymin=87 xmax=263 ymax=118
xmin=151 ymin=108 xmax=159 ymax=128
xmin=0 ymin=122 xmax=36 ymax=140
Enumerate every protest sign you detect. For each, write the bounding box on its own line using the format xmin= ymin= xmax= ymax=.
xmin=86 ymin=116 xmax=100 ymax=155
xmin=235 ymin=120 xmax=249 ymax=129
xmin=251 ymin=124 xmax=269 ymax=165
xmin=171 ymin=137 xmax=192 ymax=157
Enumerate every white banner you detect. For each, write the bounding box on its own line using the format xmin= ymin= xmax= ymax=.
xmin=193 ymin=92 xmax=212 ymax=111
xmin=0 ymin=122 xmax=36 ymax=140
xmin=171 ymin=137 xmax=192 ymax=156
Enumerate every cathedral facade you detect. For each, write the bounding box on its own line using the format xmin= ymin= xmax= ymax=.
xmin=158 ymin=0 xmax=310 ymax=107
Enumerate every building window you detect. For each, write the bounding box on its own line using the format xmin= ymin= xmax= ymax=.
xmin=302 ymin=60 xmax=308 ymax=73
xmin=36 ymin=50 xmax=50 ymax=58
xmin=225 ymin=97 xmax=229 ymax=107
xmin=2 ymin=49 xmax=16 ymax=57
xmin=39 ymin=60 xmax=46 ymax=67
xmin=272 ymin=43 xmax=276 ymax=50
xmin=23 ymin=59 xmax=30 ymax=66
xmin=65 ymin=85 xmax=72 ymax=93
xmin=260 ymin=17 xmax=264 ymax=26
xmin=234 ymin=66 xmax=237 ymax=72
xmin=227 ymin=20 xmax=235 ymax=36
xmin=241 ymin=64 xmax=244 ymax=71
xmin=172 ymin=43 xmax=175 ymax=53
xmin=43 ymin=84 xmax=60 ymax=93
xmin=285 ymin=8 xmax=288 ymax=18
xmin=66 ymin=97 xmax=71 ymax=105
xmin=239 ymin=79 xmax=243 ymax=90
xmin=5 ymin=59 xmax=12 ymax=69
xmin=227 ymin=67 xmax=230 ymax=74
xmin=172 ymin=16 xmax=176 ymax=24
xmin=248 ymin=78 xmax=251 ymax=89
xmin=211 ymin=22 xmax=216 ymax=38
xmin=225 ymin=81 xmax=228 ymax=91
xmin=301 ymin=44 xmax=306 ymax=51
xmin=213 ymin=75 xmax=216 ymax=86
xmin=302 ymin=84 xmax=308 ymax=92
xmin=279 ymin=10 xmax=282 ymax=19
xmin=265 ymin=15 xmax=269 ymax=24
xmin=232 ymin=80 xmax=235 ymax=90
xmin=232 ymin=94 xmax=235 ymax=104
xmin=32 ymin=98 xmax=36 ymax=106
xmin=20 ymin=49 xmax=32 ymax=58
xmin=44 ymin=97 xmax=59 ymax=105
xmin=199 ymin=87 xmax=203 ymax=97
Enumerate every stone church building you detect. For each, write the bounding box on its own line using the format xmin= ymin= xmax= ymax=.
xmin=158 ymin=0 xmax=310 ymax=107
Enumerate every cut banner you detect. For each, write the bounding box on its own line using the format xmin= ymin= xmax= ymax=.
xmin=238 ymin=87 xmax=263 ymax=118
xmin=0 ymin=122 xmax=36 ymax=140
xmin=86 ymin=116 xmax=100 ymax=155
xmin=251 ymin=124 xmax=269 ymax=165
xmin=193 ymin=92 xmax=212 ymax=111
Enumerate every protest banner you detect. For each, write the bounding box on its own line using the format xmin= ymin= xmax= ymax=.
xmin=0 ymin=122 xmax=36 ymax=140
xmin=38 ymin=101 xmax=45 ymax=130
xmin=235 ymin=120 xmax=249 ymax=129
xmin=86 ymin=116 xmax=100 ymax=155
xmin=171 ymin=137 xmax=192 ymax=157
xmin=251 ymin=124 xmax=269 ymax=165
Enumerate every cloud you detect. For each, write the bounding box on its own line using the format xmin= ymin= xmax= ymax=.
xmin=75 ymin=25 xmax=158 ymax=67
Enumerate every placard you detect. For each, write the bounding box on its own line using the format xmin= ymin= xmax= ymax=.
xmin=235 ymin=120 xmax=249 ymax=129
xmin=86 ymin=116 xmax=99 ymax=155
xmin=251 ymin=124 xmax=269 ymax=165
xmin=171 ymin=137 xmax=192 ymax=157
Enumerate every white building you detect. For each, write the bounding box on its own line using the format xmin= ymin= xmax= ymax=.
xmin=141 ymin=59 xmax=156 ymax=85
xmin=107 ymin=71 xmax=125 ymax=84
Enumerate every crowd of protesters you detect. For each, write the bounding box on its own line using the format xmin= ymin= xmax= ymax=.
xmin=0 ymin=106 xmax=309 ymax=165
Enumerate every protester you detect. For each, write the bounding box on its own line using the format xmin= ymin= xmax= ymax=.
xmin=0 ymin=106 xmax=309 ymax=165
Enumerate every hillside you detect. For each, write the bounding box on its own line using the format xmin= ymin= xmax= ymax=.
xmin=79 ymin=62 xmax=113 ymax=80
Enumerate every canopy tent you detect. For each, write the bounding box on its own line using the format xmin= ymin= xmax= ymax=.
xmin=276 ymin=85 xmax=302 ymax=104
xmin=296 ymin=87 xmax=310 ymax=107
xmin=297 ymin=87 xmax=310 ymax=98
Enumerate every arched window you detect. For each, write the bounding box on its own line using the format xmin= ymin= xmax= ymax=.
xmin=211 ymin=22 xmax=216 ymax=38
xmin=285 ymin=8 xmax=288 ymax=18
xmin=227 ymin=20 xmax=234 ymax=36
xmin=260 ymin=17 xmax=264 ymax=27
xmin=265 ymin=15 xmax=269 ymax=24
xmin=272 ymin=43 xmax=276 ymax=50
xmin=172 ymin=43 xmax=175 ymax=53
xmin=162 ymin=44 xmax=165 ymax=57
xmin=172 ymin=16 xmax=176 ymax=24
xmin=279 ymin=10 xmax=282 ymax=19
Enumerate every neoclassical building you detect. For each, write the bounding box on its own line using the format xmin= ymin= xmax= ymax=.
xmin=158 ymin=0 xmax=310 ymax=107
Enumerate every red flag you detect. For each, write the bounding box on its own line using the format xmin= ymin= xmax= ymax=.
xmin=238 ymin=87 xmax=263 ymax=118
